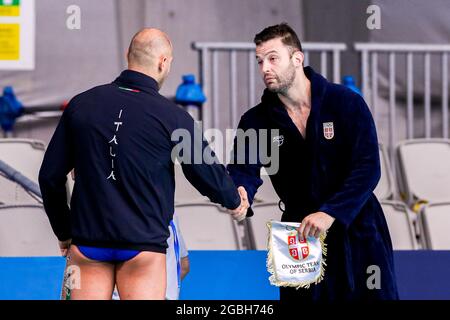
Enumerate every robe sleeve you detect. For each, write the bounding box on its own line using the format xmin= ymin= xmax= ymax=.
xmin=227 ymin=116 xmax=264 ymax=217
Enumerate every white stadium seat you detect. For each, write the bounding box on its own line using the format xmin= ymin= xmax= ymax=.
xmin=174 ymin=163 xmax=209 ymax=205
xmin=0 ymin=174 xmax=40 ymax=205
xmin=0 ymin=139 xmax=46 ymax=183
xmin=175 ymin=202 xmax=245 ymax=250
xmin=247 ymin=202 xmax=283 ymax=250
xmin=397 ymin=139 xmax=450 ymax=205
xmin=381 ymin=201 xmax=418 ymax=250
xmin=374 ymin=144 xmax=395 ymax=201
xmin=0 ymin=205 xmax=60 ymax=256
xmin=419 ymin=202 xmax=450 ymax=250
xmin=0 ymin=139 xmax=45 ymax=206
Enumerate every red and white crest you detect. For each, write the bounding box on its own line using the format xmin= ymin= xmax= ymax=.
xmin=287 ymin=234 xmax=309 ymax=260
xmin=323 ymin=122 xmax=334 ymax=140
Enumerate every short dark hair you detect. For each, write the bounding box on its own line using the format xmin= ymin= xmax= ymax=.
xmin=254 ymin=23 xmax=303 ymax=53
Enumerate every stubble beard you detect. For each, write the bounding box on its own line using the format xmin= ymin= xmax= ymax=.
xmin=266 ymin=62 xmax=296 ymax=95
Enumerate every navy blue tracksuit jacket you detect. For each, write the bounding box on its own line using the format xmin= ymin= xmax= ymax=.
xmin=39 ymin=70 xmax=240 ymax=252
xmin=227 ymin=67 xmax=399 ymax=300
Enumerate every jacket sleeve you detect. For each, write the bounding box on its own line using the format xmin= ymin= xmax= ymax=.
xmin=173 ymin=112 xmax=240 ymax=210
xmin=226 ymin=116 xmax=264 ymax=217
xmin=319 ymin=94 xmax=381 ymax=229
xmin=38 ymin=108 xmax=74 ymax=241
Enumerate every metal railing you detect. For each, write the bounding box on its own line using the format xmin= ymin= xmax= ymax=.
xmin=355 ymin=43 xmax=450 ymax=174
xmin=192 ymin=42 xmax=347 ymax=130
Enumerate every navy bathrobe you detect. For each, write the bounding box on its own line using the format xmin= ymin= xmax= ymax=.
xmin=227 ymin=67 xmax=399 ymax=300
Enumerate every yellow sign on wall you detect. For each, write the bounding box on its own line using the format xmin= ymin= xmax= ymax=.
xmin=0 ymin=0 xmax=20 ymax=17
xmin=0 ymin=0 xmax=33 ymax=69
xmin=0 ymin=23 xmax=20 ymax=60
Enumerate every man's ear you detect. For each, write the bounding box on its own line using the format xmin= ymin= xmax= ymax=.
xmin=293 ymin=51 xmax=304 ymax=67
xmin=158 ymin=56 xmax=168 ymax=72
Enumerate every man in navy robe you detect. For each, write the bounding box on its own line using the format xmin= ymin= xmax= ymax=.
xmin=227 ymin=23 xmax=399 ymax=301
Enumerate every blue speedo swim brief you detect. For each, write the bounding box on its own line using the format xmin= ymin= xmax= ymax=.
xmin=77 ymin=245 xmax=140 ymax=262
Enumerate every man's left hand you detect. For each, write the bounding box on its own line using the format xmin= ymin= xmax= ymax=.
xmin=59 ymin=239 xmax=72 ymax=257
xmin=298 ymin=211 xmax=335 ymax=239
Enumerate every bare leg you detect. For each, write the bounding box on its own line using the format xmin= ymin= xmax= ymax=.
xmin=115 ymin=251 xmax=166 ymax=300
xmin=61 ymin=245 xmax=115 ymax=300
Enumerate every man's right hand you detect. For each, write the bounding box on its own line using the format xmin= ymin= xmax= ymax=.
xmin=229 ymin=186 xmax=250 ymax=221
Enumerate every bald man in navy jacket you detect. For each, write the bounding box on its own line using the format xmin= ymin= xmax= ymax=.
xmin=39 ymin=28 xmax=243 ymax=299
xmin=227 ymin=23 xmax=399 ymax=301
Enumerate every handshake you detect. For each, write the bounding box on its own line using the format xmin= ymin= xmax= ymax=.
xmin=228 ymin=186 xmax=250 ymax=222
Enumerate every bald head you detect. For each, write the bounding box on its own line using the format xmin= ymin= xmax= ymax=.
xmin=128 ymin=28 xmax=172 ymax=67
xmin=127 ymin=28 xmax=173 ymax=88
